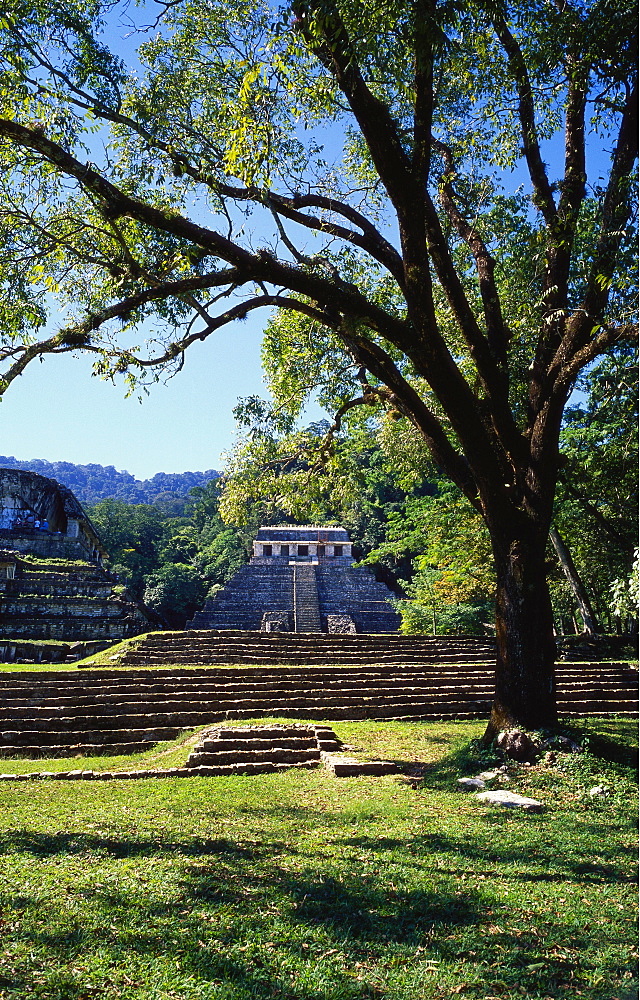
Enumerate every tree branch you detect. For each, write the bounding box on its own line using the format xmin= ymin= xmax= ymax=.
xmin=411 ymin=0 xmax=436 ymax=188
xmin=0 ymin=278 xmax=333 ymax=391
xmin=533 ymin=82 xmax=637 ymax=433
xmin=0 ymin=120 xmax=410 ymax=346
xmin=218 ymin=185 xmax=405 ymax=284
xmin=432 ymin=139 xmax=509 ymax=366
xmin=292 ymin=0 xmax=413 ymax=214
xmin=337 ymin=323 xmax=480 ymax=506
xmin=492 ymin=13 xmax=557 ymax=223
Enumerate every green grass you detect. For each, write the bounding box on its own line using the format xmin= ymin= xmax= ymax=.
xmin=0 ymin=718 xmax=637 ymax=1000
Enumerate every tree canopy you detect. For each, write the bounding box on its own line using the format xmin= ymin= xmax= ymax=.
xmin=0 ymin=0 xmax=636 ymax=731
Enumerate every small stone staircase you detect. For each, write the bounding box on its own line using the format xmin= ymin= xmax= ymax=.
xmin=185 ymin=723 xmax=339 ymax=773
xmin=0 ymin=725 xmax=398 ymax=781
xmin=293 ymin=565 xmax=322 ymax=632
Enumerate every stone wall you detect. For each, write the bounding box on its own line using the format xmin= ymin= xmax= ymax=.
xmin=0 ymin=532 xmax=100 ymax=561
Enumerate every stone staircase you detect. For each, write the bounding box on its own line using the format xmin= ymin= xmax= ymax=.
xmin=185 ymin=723 xmax=339 ymax=772
xmin=0 ymin=725 xmax=398 ymax=780
xmin=188 ymin=565 xmax=294 ymax=631
xmin=0 ymin=654 xmax=635 ymax=759
xmin=120 ymin=630 xmax=497 ymax=666
xmin=293 ymin=565 xmax=322 ymax=632
xmin=316 ymin=565 xmax=401 ymax=632
xmin=186 ymin=562 xmax=401 ymax=634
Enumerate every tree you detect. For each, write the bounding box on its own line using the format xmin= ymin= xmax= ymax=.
xmin=0 ymin=0 xmax=636 ymax=733
xmin=552 ymin=347 xmax=638 ymax=631
xmin=89 ymin=480 xmax=252 ymax=603
xmin=88 ymin=498 xmax=166 ymax=593
xmin=143 ymin=562 xmax=207 ymax=628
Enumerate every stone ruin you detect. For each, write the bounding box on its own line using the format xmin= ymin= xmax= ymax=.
xmin=0 ymin=468 xmax=150 ymax=643
xmin=0 ymin=467 xmax=107 ymax=562
xmin=188 ymin=524 xmax=400 ymax=634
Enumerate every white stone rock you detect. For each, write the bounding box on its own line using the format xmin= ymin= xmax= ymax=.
xmin=589 ymin=785 xmax=610 ymax=797
xmin=476 ymin=789 xmax=543 ymax=812
xmin=457 ymin=777 xmax=485 ymax=790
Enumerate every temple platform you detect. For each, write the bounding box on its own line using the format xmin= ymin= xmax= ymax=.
xmin=187 ymin=525 xmax=400 ymax=634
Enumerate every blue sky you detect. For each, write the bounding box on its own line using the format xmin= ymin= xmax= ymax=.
xmin=1 ymin=5 xmax=334 ymax=480
xmin=2 ymin=312 xmax=277 ymax=478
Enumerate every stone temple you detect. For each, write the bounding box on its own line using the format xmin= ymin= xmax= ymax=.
xmin=0 ymin=468 xmax=148 ymax=642
xmin=188 ymin=525 xmax=400 ymax=633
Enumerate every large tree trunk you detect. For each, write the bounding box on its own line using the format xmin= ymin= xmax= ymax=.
xmin=484 ymin=525 xmax=558 ymax=741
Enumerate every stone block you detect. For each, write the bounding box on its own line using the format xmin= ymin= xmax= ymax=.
xmin=321 ymin=753 xmax=397 ymax=776
xmin=475 ymin=790 xmax=543 ymax=812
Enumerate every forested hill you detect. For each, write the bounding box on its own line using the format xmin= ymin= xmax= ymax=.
xmin=0 ymin=456 xmax=219 ymax=506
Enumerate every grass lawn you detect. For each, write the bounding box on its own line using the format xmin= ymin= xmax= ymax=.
xmin=0 ymin=717 xmax=637 ymax=1000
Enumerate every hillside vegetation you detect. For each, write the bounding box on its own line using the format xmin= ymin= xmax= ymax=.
xmin=0 ymin=456 xmax=219 ymax=507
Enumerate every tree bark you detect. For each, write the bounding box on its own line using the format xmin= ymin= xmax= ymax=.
xmin=483 ymin=525 xmax=558 ymax=741
xmin=549 ymin=525 xmax=598 ymax=634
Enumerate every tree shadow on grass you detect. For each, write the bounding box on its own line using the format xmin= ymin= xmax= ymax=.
xmin=340 ymin=829 xmax=638 ymax=885
xmin=0 ymin=828 xmax=490 ymax=1000
xmin=0 ymin=828 xmax=288 ymax=860
xmin=563 ymin=725 xmax=639 ymax=771
xmin=419 ymin=722 xmax=639 ymax=790
xmin=0 ymin=817 xmax=635 ymax=1000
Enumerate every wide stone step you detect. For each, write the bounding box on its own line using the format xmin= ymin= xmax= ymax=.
xmin=131 ymin=629 xmax=492 ymax=644
xmin=0 ymin=682 xmax=498 ymax=713
xmin=0 ymin=673 xmax=489 ymax=692
xmin=123 ymin=638 xmax=490 ymax=647
xmin=556 ymin=698 xmax=638 ymax=711
xmin=5 ymin=686 xmax=633 ymax=723
xmin=124 ymin=636 xmax=490 ymax=648
xmin=129 ymin=652 xmax=494 ymax=664
xmin=0 ymin=680 xmax=497 ymax=702
xmin=120 ymin=655 xmax=494 ymax=666
xmin=0 ymin=740 xmax=163 ymax=759
xmin=3 ymin=693 xmax=635 ymax=740
xmin=160 ymin=640 xmax=493 ymax=649
xmin=199 ymin=736 xmax=319 ymax=751
xmin=127 ymin=646 xmax=491 ymax=656
xmin=121 ymin=646 xmax=493 ymax=656
xmin=0 ymin=694 xmax=497 ymax=718
xmin=0 ymin=696 xmax=499 ymax=732
xmin=0 ymin=668 xmax=634 ymax=696
xmin=0 ymin=667 xmax=500 ymax=689
xmin=0 ymin=725 xmax=188 ymax=746
xmin=188 ymin=748 xmax=322 ymax=766
xmin=562 ymin=683 xmax=640 ymax=693
xmin=0 ymin=669 xmax=633 ymax=700
xmin=0 ymin=665 xmax=496 ymax=684
xmin=216 ymin=725 xmax=325 ymax=739
xmin=0 ymin=695 xmax=496 ymax=730
xmin=123 ymin=638 xmax=491 ymax=649
xmin=185 ymin=760 xmax=320 ymax=775
xmin=0 ymin=694 xmax=496 ymax=723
